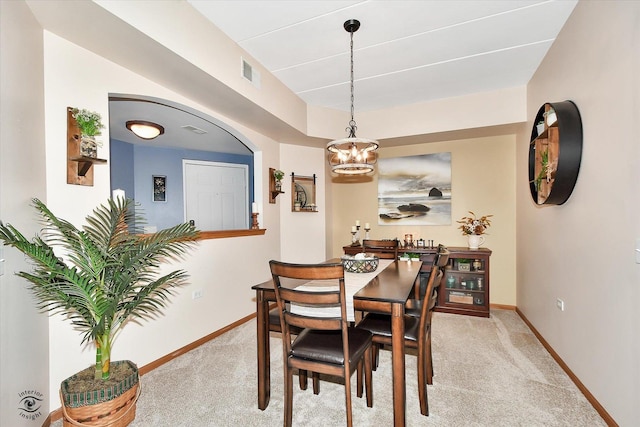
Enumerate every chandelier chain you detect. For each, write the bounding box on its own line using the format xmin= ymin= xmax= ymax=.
xmin=348 ymin=29 xmax=356 ymax=138
xmin=327 ymin=19 xmax=378 ymax=175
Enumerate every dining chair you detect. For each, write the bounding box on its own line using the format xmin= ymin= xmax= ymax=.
xmin=269 ymin=260 xmax=374 ymax=427
xmin=403 ymin=244 xmax=448 ymax=386
xmin=268 ymin=307 xmax=312 ymax=390
xmin=357 ymin=264 xmax=444 ymax=416
xmin=361 ymin=238 xmax=399 ymax=259
xmin=406 ymin=245 xmax=450 ymax=317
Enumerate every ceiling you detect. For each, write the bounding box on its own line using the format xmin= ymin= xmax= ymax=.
xmin=110 ymin=0 xmax=577 ymax=151
xmin=188 ymin=0 xmax=577 ymax=112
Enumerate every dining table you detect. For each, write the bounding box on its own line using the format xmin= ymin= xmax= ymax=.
xmin=252 ymin=258 xmax=423 ymax=427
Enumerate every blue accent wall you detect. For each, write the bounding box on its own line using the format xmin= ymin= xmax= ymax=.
xmin=110 ymin=140 xmax=254 ymax=231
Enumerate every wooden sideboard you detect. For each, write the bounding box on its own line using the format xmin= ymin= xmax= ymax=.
xmin=343 ymin=245 xmax=492 ymax=317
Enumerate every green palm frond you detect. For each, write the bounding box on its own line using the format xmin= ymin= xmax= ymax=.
xmin=0 ymin=197 xmax=199 ymax=377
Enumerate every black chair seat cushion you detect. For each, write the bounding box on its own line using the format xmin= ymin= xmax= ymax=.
xmin=404 ymin=299 xmax=422 ymax=318
xmin=358 ymin=313 xmax=420 ymax=342
xmin=404 ymin=290 xmax=438 ymax=318
xmin=291 ymin=328 xmax=372 ymax=365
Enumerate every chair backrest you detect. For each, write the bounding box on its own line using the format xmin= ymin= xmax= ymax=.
xmin=418 ymin=267 xmax=444 ymax=337
xmin=362 ymin=239 xmax=399 ymax=259
xmin=269 ymin=260 xmax=349 ymax=356
xmin=434 ymin=244 xmax=450 ymax=268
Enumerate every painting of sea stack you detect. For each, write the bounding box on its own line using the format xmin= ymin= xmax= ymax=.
xmin=378 ymin=152 xmax=451 ymax=226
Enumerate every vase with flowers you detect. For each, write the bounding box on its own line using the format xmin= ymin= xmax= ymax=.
xmin=72 ymin=107 xmax=105 ymax=158
xmin=457 ymin=211 xmax=493 ymax=249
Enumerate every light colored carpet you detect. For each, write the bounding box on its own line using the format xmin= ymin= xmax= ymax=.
xmin=52 ymin=310 xmax=606 ymax=426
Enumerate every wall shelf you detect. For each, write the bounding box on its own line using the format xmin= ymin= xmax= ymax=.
xmin=528 ymin=101 xmax=582 ymax=205
xmin=269 ymin=167 xmax=284 ymax=203
xmin=67 ymin=107 xmax=107 ymax=186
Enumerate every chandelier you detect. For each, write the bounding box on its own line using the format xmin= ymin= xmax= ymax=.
xmin=327 ymin=19 xmax=378 ymax=175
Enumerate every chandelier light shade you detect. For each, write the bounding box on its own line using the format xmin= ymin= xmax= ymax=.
xmin=126 ymin=120 xmax=165 ymax=140
xmin=327 ymin=19 xmax=379 ymax=175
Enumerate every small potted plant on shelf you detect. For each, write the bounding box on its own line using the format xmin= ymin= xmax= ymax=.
xmin=0 ymin=198 xmax=199 ymax=426
xmin=71 ymin=107 xmax=105 ymax=158
xmin=273 ymin=169 xmax=284 ymax=191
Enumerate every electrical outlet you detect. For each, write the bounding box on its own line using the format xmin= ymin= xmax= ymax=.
xmin=556 ymin=298 xmax=565 ymax=311
xmin=192 ymin=290 xmax=203 ymax=300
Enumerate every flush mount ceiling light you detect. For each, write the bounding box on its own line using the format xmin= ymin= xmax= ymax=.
xmin=126 ymin=120 xmax=165 ymax=140
xmin=327 ymin=19 xmax=378 ymax=175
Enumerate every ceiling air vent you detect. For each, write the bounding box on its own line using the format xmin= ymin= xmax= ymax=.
xmin=181 ymin=125 xmax=207 ymax=135
xmin=241 ymin=57 xmax=261 ymax=88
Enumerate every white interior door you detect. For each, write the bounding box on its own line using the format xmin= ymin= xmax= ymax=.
xmin=183 ymin=160 xmax=248 ymax=230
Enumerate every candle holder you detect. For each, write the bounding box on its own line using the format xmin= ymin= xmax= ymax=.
xmin=251 ymin=213 xmax=260 ymax=230
xmin=351 ymin=231 xmax=359 ymax=245
xmin=364 ymin=226 xmax=371 ymax=240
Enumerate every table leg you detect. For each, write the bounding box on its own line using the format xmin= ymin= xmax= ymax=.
xmin=391 ymin=302 xmax=406 ymax=427
xmin=256 ymin=290 xmax=270 ymax=410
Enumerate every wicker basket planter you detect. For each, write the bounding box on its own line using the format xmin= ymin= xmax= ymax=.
xmin=60 ymin=360 xmax=140 ymax=427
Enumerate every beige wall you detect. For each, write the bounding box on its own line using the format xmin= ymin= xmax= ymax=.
xmin=330 ymin=135 xmax=517 ymax=306
xmin=40 ymin=31 xmax=283 ymax=403
xmin=279 ymin=144 xmax=327 ymax=263
xmin=518 ymin=1 xmax=640 ymax=425
xmin=0 ymin=2 xmax=50 ymax=424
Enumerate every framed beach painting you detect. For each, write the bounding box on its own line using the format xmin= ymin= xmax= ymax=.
xmin=378 ymin=153 xmax=451 ymax=226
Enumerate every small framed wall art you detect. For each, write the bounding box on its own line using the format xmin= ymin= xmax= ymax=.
xmin=153 ymin=175 xmax=167 ymax=202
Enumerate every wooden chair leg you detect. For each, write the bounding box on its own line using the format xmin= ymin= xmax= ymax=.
xmin=417 ymin=342 xmax=429 ymax=416
xmin=426 ymin=334 xmax=434 ymax=385
xmin=312 ymin=372 xmax=320 ymax=395
xmin=284 ymin=366 xmax=294 ymax=427
xmin=364 ymin=347 xmax=373 ymax=408
xmin=344 ymin=370 xmax=353 ymax=427
xmin=299 ymin=369 xmax=308 ymax=390
xmin=372 ymin=344 xmax=380 ymax=371
xmin=356 ymin=360 xmax=363 ymax=398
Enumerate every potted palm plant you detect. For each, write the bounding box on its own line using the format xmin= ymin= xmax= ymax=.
xmin=0 ymin=197 xmax=199 ymax=426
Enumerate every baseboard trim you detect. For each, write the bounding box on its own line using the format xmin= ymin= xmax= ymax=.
xmin=490 ymin=303 xmax=516 ymax=310
xmin=515 ymin=307 xmax=618 ymax=427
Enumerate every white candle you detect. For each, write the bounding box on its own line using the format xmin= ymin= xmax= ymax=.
xmin=351 ymin=226 xmax=357 ymax=232
xmin=112 ymin=189 xmax=125 ymax=200
xmin=365 ymin=222 xmax=370 ymax=229
xmin=355 ymin=220 xmax=360 ymax=226
xmin=252 ymin=202 xmax=258 ymax=214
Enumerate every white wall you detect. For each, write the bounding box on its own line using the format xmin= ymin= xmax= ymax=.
xmin=518 ymin=1 xmax=640 ymax=425
xmin=0 ymin=1 xmax=50 ymax=424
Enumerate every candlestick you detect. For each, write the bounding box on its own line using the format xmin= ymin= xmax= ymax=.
xmin=351 ymin=231 xmax=359 ymax=245
xmin=364 ymin=224 xmax=371 ymax=240
xmin=252 ymin=202 xmax=258 ymax=214
xmin=251 ymin=212 xmax=259 ymax=230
